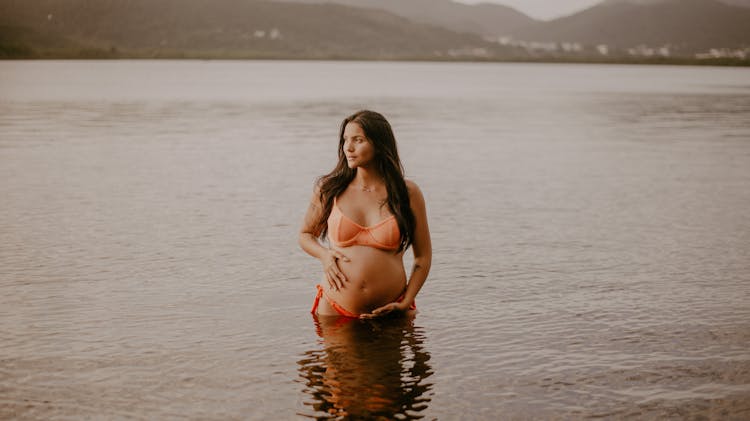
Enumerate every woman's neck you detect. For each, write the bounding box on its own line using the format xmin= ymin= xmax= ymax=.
xmin=353 ymin=167 xmax=384 ymax=189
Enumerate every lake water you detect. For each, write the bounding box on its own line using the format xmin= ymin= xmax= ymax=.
xmin=1 ymin=60 xmax=749 ymax=420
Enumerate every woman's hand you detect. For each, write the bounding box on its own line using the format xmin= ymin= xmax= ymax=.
xmin=359 ymin=300 xmax=410 ymax=319
xmin=321 ymin=249 xmax=349 ymax=291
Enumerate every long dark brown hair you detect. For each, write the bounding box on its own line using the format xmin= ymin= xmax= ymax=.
xmin=314 ymin=110 xmax=415 ymax=252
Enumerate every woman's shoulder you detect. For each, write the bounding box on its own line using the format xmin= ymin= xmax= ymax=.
xmin=405 ymin=179 xmax=425 ymax=203
xmin=405 ymin=178 xmax=421 ymax=191
xmin=309 ymin=179 xmax=324 ymax=203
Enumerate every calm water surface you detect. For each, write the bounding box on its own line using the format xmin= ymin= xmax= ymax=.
xmin=1 ymin=60 xmax=749 ymax=419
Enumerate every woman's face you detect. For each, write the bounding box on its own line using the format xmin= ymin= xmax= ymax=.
xmin=343 ymin=122 xmax=376 ymax=169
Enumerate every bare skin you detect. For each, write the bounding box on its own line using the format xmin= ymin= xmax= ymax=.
xmin=298 ymin=122 xmax=432 ymax=319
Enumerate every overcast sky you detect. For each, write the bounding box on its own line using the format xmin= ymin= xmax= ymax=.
xmin=456 ymin=0 xmax=604 ymax=20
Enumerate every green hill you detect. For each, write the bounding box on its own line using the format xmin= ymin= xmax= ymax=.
xmin=0 ymin=0 xmax=523 ymax=59
xmin=268 ymin=0 xmax=537 ymax=37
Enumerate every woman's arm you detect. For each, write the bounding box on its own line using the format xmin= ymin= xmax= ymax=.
xmin=299 ymin=185 xmax=349 ymax=290
xmin=400 ymin=180 xmax=432 ymax=306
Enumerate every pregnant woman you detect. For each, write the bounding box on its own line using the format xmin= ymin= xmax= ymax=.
xmin=299 ymin=110 xmax=432 ymax=318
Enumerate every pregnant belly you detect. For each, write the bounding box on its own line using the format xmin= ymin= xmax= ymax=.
xmin=324 ymin=245 xmax=407 ymax=315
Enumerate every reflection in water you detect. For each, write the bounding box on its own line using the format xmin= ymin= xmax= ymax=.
xmin=297 ymin=315 xmax=433 ymax=420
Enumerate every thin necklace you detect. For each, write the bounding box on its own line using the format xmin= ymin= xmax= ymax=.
xmin=358 ymin=184 xmax=375 ymax=192
xmin=354 ymin=173 xmax=383 ymax=192
xmin=355 ymin=179 xmax=382 ymax=192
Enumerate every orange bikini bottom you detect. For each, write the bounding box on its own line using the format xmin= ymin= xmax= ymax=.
xmin=311 ymin=284 xmax=416 ymax=318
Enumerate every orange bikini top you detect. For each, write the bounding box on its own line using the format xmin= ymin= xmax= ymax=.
xmin=328 ymin=197 xmax=400 ymax=251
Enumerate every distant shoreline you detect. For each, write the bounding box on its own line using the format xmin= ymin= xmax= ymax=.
xmin=1 ymin=51 xmax=748 ymax=67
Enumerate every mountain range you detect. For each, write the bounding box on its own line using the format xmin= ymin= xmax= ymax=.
xmin=511 ymin=0 xmax=750 ymax=52
xmin=0 ymin=0 xmax=517 ymax=59
xmin=1 ymin=0 xmax=748 ymax=61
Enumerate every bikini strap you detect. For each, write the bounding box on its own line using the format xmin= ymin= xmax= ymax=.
xmin=311 ymin=284 xmax=324 ymax=314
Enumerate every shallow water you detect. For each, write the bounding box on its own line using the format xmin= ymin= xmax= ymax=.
xmin=1 ymin=60 xmax=749 ymax=419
